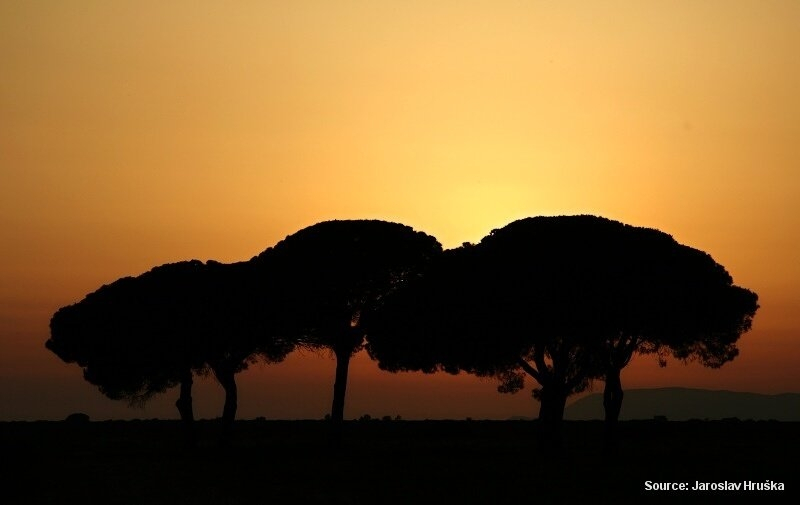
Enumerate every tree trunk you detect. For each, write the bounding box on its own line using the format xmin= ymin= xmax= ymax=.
xmin=552 ymin=390 xmax=567 ymax=422
xmin=174 ymin=368 xmax=196 ymax=447
xmin=537 ymin=385 xmax=567 ymax=449
xmin=213 ymin=364 xmax=238 ymax=445
xmin=329 ymin=346 xmax=352 ymax=441
xmin=603 ymin=367 xmax=624 ymax=447
xmin=538 ymin=386 xmax=568 ymax=422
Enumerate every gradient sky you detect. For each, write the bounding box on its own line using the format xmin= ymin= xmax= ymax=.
xmin=2 ymin=0 xmax=798 ymax=421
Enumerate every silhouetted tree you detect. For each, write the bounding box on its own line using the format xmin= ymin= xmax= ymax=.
xmin=48 ymin=262 xmax=205 ymax=441
xmin=587 ymin=222 xmax=758 ymax=439
xmin=201 ymin=260 xmax=294 ymax=439
xmin=367 ymin=216 xmax=758 ymax=446
xmin=366 ymin=224 xmax=609 ymax=446
xmin=47 ymin=260 xmax=292 ymax=443
xmin=251 ymin=220 xmax=441 ymax=436
xmin=480 ymin=217 xmax=757 ymax=439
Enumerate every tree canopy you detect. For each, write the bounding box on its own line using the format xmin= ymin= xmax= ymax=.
xmin=47 ymin=261 xmax=209 ymax=405
xmin=366 ymin=215 xmax=758 ymax=440
xmin=46 ymin=259 xmax=294 ymax=438
xmin=45 ymin=215 xmax=758 ymax=449
xmin=251 ymin=219 xmax=442 ymax=427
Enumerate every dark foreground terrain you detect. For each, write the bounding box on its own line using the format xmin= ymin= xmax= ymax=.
xmin=3 ymin=419 xmax=797 ymax=504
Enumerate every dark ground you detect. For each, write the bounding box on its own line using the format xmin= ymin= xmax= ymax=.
xmin=2 ymin=419 xmax=797 ymax=504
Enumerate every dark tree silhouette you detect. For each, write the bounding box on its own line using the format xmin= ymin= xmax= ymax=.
xmin=366 ymin=229 xmax=607 ymax=446
xmin=251 ymin=220 xmax=441 ymax=435
xmin=591 ymin=223 xmax=758 ymax=439
xmin=46 ymin=260 xmax=292 ymax=443
xmin=482 ymin=217 xmax=758 ymax=438
xmin=366 ymin=216 xmax=758 ymax=446
xmin=48 ymin=262 xmax=204 ymax=442
xmin=201 ymin=260 xmax=294 ymax=439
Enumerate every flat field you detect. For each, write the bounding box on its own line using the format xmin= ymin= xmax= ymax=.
xmin=3 ymin=419 xmax=796 ymax=504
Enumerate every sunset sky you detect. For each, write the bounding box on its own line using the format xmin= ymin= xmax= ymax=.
xmin=2 ymin=0 xmax=798 ymax=421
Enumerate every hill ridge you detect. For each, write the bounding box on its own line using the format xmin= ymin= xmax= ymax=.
xmin=564 ymin=387 xmax=800 ymax=421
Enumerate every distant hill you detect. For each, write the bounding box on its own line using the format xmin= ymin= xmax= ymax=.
xmin=564 ymin=388 xmax=800 ymax=421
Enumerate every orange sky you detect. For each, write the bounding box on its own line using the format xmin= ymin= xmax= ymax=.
xmin=2 ymin=1 xmax=798 ymax=421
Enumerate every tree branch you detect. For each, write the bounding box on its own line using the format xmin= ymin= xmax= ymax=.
xmin=618 ymin=335 xmax=640 ymax=368
xmin=516 ymin=357 xmax=542 ymax=383
xmin=532 ymin=347 xmax=550 ymax=383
